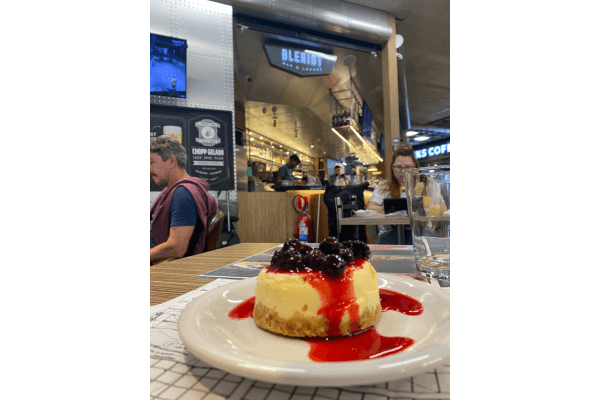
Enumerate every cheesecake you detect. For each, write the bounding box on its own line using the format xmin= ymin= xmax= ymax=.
xmin=253 ymin=238 xmax=381 ymax=337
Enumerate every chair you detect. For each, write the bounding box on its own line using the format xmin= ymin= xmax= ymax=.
xmin=323 ymin=182 xmax=369 ymax=241
xmin=204 ymin=209 xmax=225 ymax=252
xmin=334 ymin=195 xmax=360 ymax=240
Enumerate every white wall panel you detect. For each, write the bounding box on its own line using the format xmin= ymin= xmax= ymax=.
xmin=150 ymin=0 xmax=236 ymax=201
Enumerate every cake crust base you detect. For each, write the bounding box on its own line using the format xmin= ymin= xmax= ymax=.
xmin=253 ymin=301 xmax=381 ymax=337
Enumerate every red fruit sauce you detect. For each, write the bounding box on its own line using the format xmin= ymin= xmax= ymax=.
xmin=379 ymin=288 xmax=423 ymax=316
xmin=228 ymin=296 xmax=256 ymax=320
xmin=227 ymin=261 xmax=424 ymax=362
xmin=304 ymin=328 xmax=414 ymax=362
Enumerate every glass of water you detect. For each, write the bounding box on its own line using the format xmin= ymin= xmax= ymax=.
xmin=404 ymin=166 xmax=450 ymax=286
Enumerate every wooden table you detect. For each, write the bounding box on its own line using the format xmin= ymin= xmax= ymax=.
xmin=339 ymin=215 xmax=411 ymax=244
xmin=150 ymin=243 xmax=279 ymax=306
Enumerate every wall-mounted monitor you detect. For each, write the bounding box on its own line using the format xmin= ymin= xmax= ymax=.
xmin=150 ymin=33 xmax=187 ymax=98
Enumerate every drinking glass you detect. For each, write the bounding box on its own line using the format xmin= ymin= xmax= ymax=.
xmin=404 ymin=166 xmax=450 ymax=286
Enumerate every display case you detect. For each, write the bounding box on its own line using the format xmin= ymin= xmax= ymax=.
xmin=245 ymin=130 xmax=315 ymax=179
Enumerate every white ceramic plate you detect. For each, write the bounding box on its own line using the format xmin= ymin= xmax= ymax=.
xmin=353 ymin=210 xmax=379 ymax=218
xmin=178 ymin=274 xmax=450 ymax=387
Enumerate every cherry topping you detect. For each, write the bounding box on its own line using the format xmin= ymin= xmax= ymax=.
xmin=338 ymin=247 xmax=354 ymax=264
xmin=319 ymin=236 xmax=344 ymax=255
xmin=270 ymin=238 xmax=370 ymax=275
xmin=282 ymin=238 xmax=303 ymax=253
xmin=270 ymin=249 xmax=284 ymax=270
xmin=303 ymin=249 xmax=323 ymax=269
xmin=321 ymin=254 xmax=346 ymax=277
xmin=299 ymin=244 xmax=313 ymax=255
xmin=342 ymin=240 xmax=372 ymax=259
xmin=271 ymin=248 xmax=303 ymax=271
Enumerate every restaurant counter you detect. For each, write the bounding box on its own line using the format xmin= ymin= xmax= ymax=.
xmin=237 ymin=188 xmax=373 ymax=243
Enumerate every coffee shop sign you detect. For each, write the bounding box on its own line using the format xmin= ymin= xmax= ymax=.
xmin=414 ymin=143 xmax=450 ymax=159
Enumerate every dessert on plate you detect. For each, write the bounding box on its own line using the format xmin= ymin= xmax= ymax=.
xmin=253 ymin=237 xmax=381 ymax=337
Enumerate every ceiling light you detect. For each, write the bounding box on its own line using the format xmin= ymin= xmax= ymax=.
xmin=310 ymin=144 xmax=314 ymax=148
xmin=259 ymin=136 xmax=263 ymax=140
xmin=395 ymin=34 xmax=404 ymax=48
xmin=406 ymin=130 xmax=418 ymax=137
xmin=250 ymin=138 xmax=254 ymax=141
xmin=342 ymin=54 xmax=356 ymax=67
xmin=415 ymin=136 xmax=429 ymax=141
xmin=331 ymin=128 xmax=352 ymax=147
xmin=350 ymin=126 xmax=382 ymax=163
xmin=248 ymin=131 xmax=252 ymax=135
xmin=350 ymin=126 xmax=368 ymax=146
xmin=286 ymin=151 xmax=289 ymax=154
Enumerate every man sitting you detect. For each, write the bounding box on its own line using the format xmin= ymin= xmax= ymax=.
xmin=150 ymin=136 xmax=217 ymax=264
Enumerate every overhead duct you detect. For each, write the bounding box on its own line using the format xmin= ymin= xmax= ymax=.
xmin=213 ymin=0 xmax=393 ymax=45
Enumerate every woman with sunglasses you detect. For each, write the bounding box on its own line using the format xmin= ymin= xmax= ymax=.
xmin=366 ymin=146 xmax=419 ymax=244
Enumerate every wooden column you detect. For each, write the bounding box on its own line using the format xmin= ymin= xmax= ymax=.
xmin=318 ymin=155 xmax=328 ymax=182
xmin=381 ymin=14 xmax=400 ymax=168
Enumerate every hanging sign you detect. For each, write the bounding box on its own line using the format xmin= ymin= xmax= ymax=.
xmin=263 ymin=43 xmax=336 ymax=77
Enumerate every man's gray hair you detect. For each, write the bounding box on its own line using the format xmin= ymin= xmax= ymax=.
xmin=150 ymin=136 xmax=187 ymax=169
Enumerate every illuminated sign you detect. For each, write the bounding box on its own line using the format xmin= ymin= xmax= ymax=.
xmin=263 ymin=43 xmax=337 ymax=77
xmin=414 ymin=142 xmax=450 ymax=159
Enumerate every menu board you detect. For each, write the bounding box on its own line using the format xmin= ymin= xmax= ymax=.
xmin=150 ymin=106 xmax=234 ymax=191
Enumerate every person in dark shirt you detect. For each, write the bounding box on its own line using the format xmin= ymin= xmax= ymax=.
xmin=329 ymin=164 xmax=350 ymax=186
xmin=275 ymin=154 xmax=301 ymax=186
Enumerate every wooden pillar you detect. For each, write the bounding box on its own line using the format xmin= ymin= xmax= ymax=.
xmin=381 ymin=14 xmax=400 ymax=169
xmin=318 ymin=155 xmax=328 ymax=182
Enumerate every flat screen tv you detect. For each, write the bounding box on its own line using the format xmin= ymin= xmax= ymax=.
xmin=150 ymin=33 xmax=187 ymax=98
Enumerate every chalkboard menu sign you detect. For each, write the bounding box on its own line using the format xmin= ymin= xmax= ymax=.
xmin=150 ymin=106 xmax=234 ymax=191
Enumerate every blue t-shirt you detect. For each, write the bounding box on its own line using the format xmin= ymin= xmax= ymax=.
xmin=151 ymin=187 xmax=203 ymax=256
